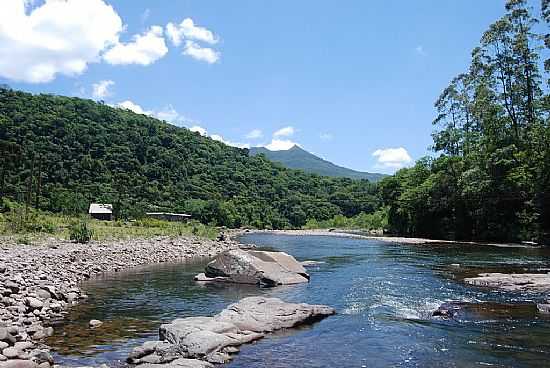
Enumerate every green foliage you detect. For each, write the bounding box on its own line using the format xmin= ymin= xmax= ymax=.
xmin=69 ymin=218 xmax=94 ymax=243
xmin=304 ymin=207 xmax=389 ymax=231
xmin=0 ymin=202 xmax=58 ymax=234
xmin=0 ymin=87 xmax=381 ymax=229
xmin=381 ymin=0 xmax=550 ymax=243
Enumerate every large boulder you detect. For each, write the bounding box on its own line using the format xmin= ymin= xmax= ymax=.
xmin=129 ymin=297 xmax=335 ymax=365
xmin=195 ymin=249 xmax=309 ymax=286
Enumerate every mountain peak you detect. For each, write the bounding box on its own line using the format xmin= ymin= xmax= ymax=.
xmin=249 ymin=146 xmax=386 ymax=182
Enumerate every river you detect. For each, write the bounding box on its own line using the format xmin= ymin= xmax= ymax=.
xmin=47 ymin=234 xmax=550 ymax=367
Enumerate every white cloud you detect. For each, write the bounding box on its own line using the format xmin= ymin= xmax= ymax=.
xmin=372 ymin=147 xmax=412 ymax=169
xmin=273 ymin=126 xmax=295 ymax=138
xmin=116 ymin=100 xmax=149 ymax=115
xmin=211 ymin=134 xmax=250 ymax=149
xmin=190 ymin=126 xmax=208 ymax=136
xmin=183 ymin=40 xmax=220 ymax=64
xmin=0 ymin=0 xmax=123 ymax=83
xmin=320 ymin=133 xmax=333 ymax=141
xmin=115 ymin=100 xmax=194 ymax=127
xmin=166 ymin=18 xmax=218 ymax=46
xmin=153 ymin=104 xmax=196 ymax=126
xmin=103 ymin=26 xmax=168 ymax=66
xmin=245 ymin=129 xmax=263 ymax=139
xmin=265 ymin=139 xmax=298 ymax=151
xmin=92 ymin=80 xmax=114 ymax=99
xmin=187 ymin=126 xmax=249 ymax=148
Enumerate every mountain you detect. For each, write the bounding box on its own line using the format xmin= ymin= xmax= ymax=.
xmin=249 ymin=146 xmax=387 ymax=182
xmin=0 ymin=88 xmax=382 ymax=229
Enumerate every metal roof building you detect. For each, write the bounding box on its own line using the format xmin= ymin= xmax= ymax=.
xmin=88 ymin=203 xmax=113 ymax=221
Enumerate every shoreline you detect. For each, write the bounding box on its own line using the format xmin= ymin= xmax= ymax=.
xmin=232 ymin=229 xmax=544 ymax=249
xmin=0 ymin=236 xmax=238 ymax=367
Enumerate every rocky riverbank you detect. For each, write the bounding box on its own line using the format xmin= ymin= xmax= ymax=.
xmin=0 ymin=236 xmax=238 ymax=368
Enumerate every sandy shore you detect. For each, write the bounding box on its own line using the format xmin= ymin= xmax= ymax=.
xmin=0 ymin=236 xmax=238 ymax=368
xmin=232 ymin=229 xmax=544 ymax=248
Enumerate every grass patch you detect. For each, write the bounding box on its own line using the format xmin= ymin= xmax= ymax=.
xmin=0 ymin=202 xmax=219 ymax=242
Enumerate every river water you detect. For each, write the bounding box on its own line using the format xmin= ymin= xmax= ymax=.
xmin=47 ymin=234 xmax=550 ymax=367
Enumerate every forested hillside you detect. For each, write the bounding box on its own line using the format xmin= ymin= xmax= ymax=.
xmin=379 ymin=0 xmax=550 ymax=243
xmin=249 ymin=146 xmax=387 ymax=182
xmin=0 ymin=88 xmax=380 ymax=229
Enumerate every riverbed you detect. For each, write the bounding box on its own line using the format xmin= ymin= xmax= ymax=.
xmin=48 ymin=234 xmax=550 ymax=367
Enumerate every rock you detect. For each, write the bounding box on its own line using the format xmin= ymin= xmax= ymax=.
xmin=0 ymin=329 xmax=15 ymax=345
xmin=127 ymin=341 xmax=171 ymax=362
xmin=2 ymin=347 xmax=19 ymax=359
xmin=537 ymin=304 xmax=550 ymax=313
xmin=464 ymin=273 xmax=550 ymax=292
xmin=64 ymin=292 xmax=78 ymax=304
xmin=216 ymin=297 xmax=335 ymax=332
xmin=4 ymin=282 xmax=19 ymax=294
xmin=29 ymin=350 xmax=53 ymax=365
xmin=0 ymin=344 xmax=6 ymax=351
xmin=34 ymin=290 xmax=51 ymax=301
xmin=200 ymin=249 xmax=309 ymax=287
xmin=0 ymin=355 xmax=5 ymax=362
xmin=139 ymin=358 xmax=214 ymax=368
xmin=134 ymin=297 xmax=334 ymax=364
xmin=13 ymin=342 xmax=33 ymax=351
xmin=89 ymin=320 xmax=103 ymax=328
xmin=25 ymin=299 xmax=43 ymax=311
xmin=0 ymin=265 xmax=6 ymax=273
xmin=432 ymin=305 xmax=457 ymax=319
xmin=0 ymin=360 xmax=40 ymax=368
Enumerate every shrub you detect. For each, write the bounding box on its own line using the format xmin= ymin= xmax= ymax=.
xmin=69 ymin=218 xmax=94 ymax=243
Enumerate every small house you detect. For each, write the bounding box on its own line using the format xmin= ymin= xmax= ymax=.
xmin=88 ymin=204 xmax=113 ymax=221
xmin=145 ymin=212 xmax=191 ymax=222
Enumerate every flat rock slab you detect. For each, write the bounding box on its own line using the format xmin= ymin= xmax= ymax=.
xmin=129 ymin=297 xmax=335 ymax=365
xmin=196 ymin=249 xmax=309 ymax=287
xmin=464 ymin=272 xmax=550 ymax=292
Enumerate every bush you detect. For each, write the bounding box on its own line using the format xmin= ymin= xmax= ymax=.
xmin=69 ymin=218 xmax=94 ymax=243
xmin=1 ymin=203 xmax=58 ymax=234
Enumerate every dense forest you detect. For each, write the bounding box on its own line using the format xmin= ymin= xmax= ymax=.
xmin=0 ymin=88 xmax=380 ymax=229
xmin=379 ymin=0 xmax=550 ymax=243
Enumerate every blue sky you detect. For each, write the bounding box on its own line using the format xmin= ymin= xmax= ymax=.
xmin=0 ymin=1 xmax=519 ymax=173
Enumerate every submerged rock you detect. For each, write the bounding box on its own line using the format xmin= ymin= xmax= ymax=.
xmin=464 ymin=272 xmax=550 ymax=292
xmin=129 ymin=297 xmax=335 ymax=365
xmin=195 ymin=249 xmax=309 ymax=287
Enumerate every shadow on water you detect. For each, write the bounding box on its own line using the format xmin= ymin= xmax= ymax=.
xmin=48 ymin=234 xmax=550 ymax=368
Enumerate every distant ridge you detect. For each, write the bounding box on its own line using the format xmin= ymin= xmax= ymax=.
xmin=249 ymin=145 xmax=387 ymax=182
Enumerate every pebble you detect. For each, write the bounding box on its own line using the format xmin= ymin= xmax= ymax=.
xmin=1 ymin=348 xmax=19 ymax=359
xmin=89 ymin=320 xmax=103 ymax=328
